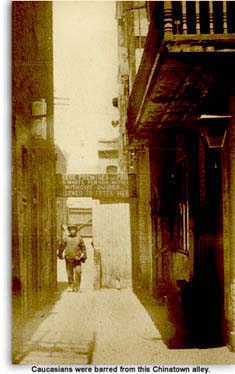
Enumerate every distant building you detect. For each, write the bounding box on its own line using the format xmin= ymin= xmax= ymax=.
xmin=68 ymin=198 xmax=93 ymax=238
xmin=97 ymin=138 xmax=119 ymax=173
xmin=68 ymin=207 xmax=92 ymax=238
xmin=115 ymin=1 xmax=149 ymax=172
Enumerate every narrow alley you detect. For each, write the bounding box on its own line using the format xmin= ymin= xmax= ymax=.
xmin=14 ymin=239 xmax=234 ymax=366
xmin=11 ymin=1 xmax=235 ymax=369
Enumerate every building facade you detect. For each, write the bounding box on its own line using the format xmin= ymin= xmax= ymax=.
xmin=116 ymin=1 xmax=235 ymax=349
xmin=115 ymin=1 xmax=152 ymax=291
xmin=68 ymin=206 xmax=92 ymax=238
xmin=115 ymin=1 xmax=150 ymax=173
xmin=55 ymin=145 xmax=68 ymax=244
xmin=97 ymin=138 xmax=119 ymax=173
xmin=12 ymin=1 xmax=57 ymax=322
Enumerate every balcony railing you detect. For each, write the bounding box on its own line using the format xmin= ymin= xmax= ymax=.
xmin=127 ymin=1 xmax=235 ymax=133
xmin=163 ymin=1 xmax=235 ymax=38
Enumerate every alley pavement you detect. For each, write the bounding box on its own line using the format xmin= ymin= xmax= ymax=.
xmin=15 ymin=240 xmax=235 ymax=366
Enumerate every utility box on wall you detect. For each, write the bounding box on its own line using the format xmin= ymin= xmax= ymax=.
xmin=31 ymin=99 xmax=47 ymax=140
xmin=32 ymin=117 xmax=47 ymax=139
xmin=32 ymin=99 xmax=47 ymax=116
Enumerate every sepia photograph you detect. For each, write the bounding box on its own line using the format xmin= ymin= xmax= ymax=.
xmin=11 ymin=0 xmax=235 ymax=368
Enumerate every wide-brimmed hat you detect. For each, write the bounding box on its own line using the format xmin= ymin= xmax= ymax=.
xmin=67 ymin=225 xmax=78 ymax=231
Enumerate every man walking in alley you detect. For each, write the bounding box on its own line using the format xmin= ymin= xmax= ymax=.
xmin=58 ymin=225 xmax=87 ymax=292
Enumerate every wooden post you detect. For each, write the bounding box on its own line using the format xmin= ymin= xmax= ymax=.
xmin=195 ymin=0 xmax=200 ymax=34
xmin=223 ymin=1 xmax=228 ymax=34
xmin=209 ymin=0 xmax=214 ymax=34
xmin=163 ymin=1 xmax=173 ymax=39
xmin=182 ymin=1 xmax=187 ymax=35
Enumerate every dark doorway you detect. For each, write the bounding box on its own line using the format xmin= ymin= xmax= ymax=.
xmin=197 ymin=149 xmax=225 ymax=346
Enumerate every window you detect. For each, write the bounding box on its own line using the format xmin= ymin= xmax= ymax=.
xmin=106 ymin=165 xmax=117 ymax=174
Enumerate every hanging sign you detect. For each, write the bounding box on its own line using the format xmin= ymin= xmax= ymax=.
xmin=56 ymin=173 xmax=137 ymax=199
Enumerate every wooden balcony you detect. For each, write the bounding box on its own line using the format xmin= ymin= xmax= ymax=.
xmin=163 ymin=1 xmax=235 ymax=51
xmin=167 ymin=1 xmax=235 ymax=35
xmin=127 ymin=1 xmax=235 ymax=136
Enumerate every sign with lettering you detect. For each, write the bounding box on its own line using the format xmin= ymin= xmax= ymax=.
xmin=56 ymin=174 xmax=137 ymax=199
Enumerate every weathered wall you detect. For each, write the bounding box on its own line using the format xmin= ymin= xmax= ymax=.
xmin=136 ymin=148 xmax=153 ymax=290
xmin=12 ymin=1 xmax=56 ymax=318
xmin=223 ymin=93 xmax=235 ymax=348
xmin=92 ymin=200 xmax=132 ymax=289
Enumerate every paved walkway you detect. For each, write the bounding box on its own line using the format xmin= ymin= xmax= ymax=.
xmin=17 ymin=288 xmax=235 ymax=365
xmin=18 ymin=289 xmax=95 ymax=365
xmin=15 ymin=239 xmax=235 ymax=366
